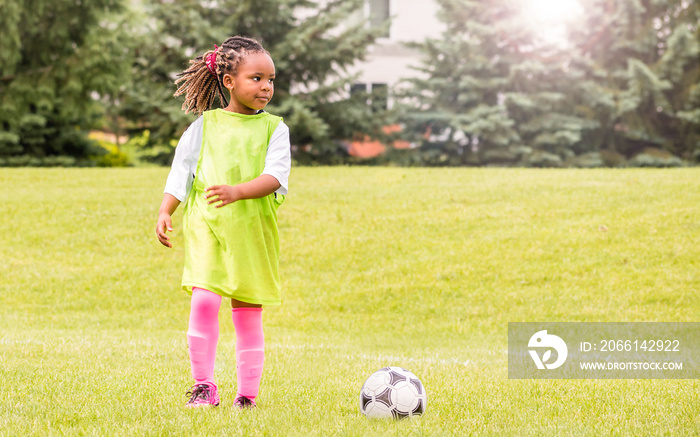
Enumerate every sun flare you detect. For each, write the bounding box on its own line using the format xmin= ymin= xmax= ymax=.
xmin=522 ymin=0 xmax=584 ymax=45
xmin=527 ymin=0 xmax=583 ymax=22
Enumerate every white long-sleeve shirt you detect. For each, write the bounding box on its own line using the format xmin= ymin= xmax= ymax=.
xmin=163 ymin=116 xmax=291 ymax=202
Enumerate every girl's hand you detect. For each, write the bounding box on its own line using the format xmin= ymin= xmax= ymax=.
xmin=156 ymin=212 xmax=174 ymax=248
xmin=205 ymin=185 xmax=241 ymax=208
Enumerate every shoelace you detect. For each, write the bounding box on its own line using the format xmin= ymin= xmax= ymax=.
xmin=186 ymin=384 xmax=211 ymax=403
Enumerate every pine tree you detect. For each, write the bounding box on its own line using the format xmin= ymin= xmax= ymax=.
xmin=0 ymin=0 xmax=129 ymax=166
xmin=395 ymin=0 xmax=519 ymax=166
xmin=496 ymin=1 xmax=600 ymax=166
xmin=568 ymin=0 xmax=699 ymax=162
xmin=396 ymin=0 xmax=698 ymax=166
xmin=396 ymin=0 xmax=598 ymax=166
xmin=115 ymin=0 xmax=386 ymax=164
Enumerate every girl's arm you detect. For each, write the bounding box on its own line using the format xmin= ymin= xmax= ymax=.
xmin=158 ymin=118 xmax=201 ymax=248
xmin=156 ymin=193 xmax=181 ymax=248
xmin=205 ymin=174 xmax=281 ymax=208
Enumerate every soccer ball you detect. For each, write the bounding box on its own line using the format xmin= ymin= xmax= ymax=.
xmin=359 ymin=367 xmax=427 ymax=419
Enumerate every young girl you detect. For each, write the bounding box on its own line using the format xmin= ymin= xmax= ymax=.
xmin=155 ymin=36 xmax=291 ymax=409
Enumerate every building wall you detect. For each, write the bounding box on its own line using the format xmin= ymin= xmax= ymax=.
xmin=350 ymin=0 xmax=443 ymax=104
xmin=384 ymin=0 xmax=442 ymax=43
xmin=290 ymin=1 xmax=443 ymax=106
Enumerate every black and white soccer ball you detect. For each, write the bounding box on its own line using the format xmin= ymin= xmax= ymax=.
xmin=359 ymin=367 xmax=427 ymax=419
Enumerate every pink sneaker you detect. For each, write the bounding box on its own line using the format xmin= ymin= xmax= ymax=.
xmin=233 ymin=395 xmax=256 ymax=409
xmin=185 ymin=383 xmax=220 ymax=408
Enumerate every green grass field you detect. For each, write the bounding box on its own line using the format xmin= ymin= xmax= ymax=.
xmin=1 ymin=167 xmax=698 ymax=436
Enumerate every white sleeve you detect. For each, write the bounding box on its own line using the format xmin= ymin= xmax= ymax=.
xmin=263 ymin=121 xmax=291 ymax=195
xmin=163 ymin=117 xmax=203 ymax=202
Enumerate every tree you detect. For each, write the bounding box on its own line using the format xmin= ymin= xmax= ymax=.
xmin=394 ymin=0 xmax=597 ymax=166
xmin=568 ymin=0 xmax=699 ymax=161
xmin=115 ymin=0 xmax=387 ymax=164
xmin=393 ymin=0 xmax=518 ymax=166
xmin=395 ymin=0 xmax=699 ymax=166
xmin=0 ymin=0 xmax=130 ymax=166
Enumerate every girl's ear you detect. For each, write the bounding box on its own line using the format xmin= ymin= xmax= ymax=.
xmin=222 ymin=73 xmax=235 ymax=90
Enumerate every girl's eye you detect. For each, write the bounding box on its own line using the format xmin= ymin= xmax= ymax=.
xmin=269 ymin=78 xmax=275 ymax=83
xmin=252 ymin=77 xmax=260 ymax=81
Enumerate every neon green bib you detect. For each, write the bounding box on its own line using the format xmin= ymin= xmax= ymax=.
xmin=181 ymin=109 xmax=284 ymax=305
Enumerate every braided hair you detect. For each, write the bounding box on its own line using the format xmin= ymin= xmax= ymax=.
xmin=174 ymin=36 xmax=270 ymax=115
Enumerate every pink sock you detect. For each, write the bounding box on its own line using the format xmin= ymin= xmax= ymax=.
xmin=232 ymin=308 xmax=264 ymax=400
xmin=187 ymin=287 xmax=222 ymax=388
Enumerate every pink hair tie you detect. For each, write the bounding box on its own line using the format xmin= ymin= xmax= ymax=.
xmin=205 ymin=45 xmax=219 ymax=76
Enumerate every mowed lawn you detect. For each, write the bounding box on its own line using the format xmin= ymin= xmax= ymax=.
xmin=1 ymin=167 xmax=698 ymax=436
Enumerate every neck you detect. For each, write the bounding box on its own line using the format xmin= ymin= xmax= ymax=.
xmin=224 ymin=102 xmax=259 ymax=115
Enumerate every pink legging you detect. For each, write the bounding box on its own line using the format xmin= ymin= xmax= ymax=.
xmin=232 ymin=307 xmax=264 ymax=400
xmin=187 ymin=287 xmax=265 ymax=400
xmin=187 ymin=288 xmax=222 ymax=387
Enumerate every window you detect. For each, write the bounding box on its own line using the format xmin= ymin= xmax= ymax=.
xmin=351 ymin=82 xmax=388 ymax=111
xmin=368 ymin=0 xmax=390 ymax=38
xmin=350 ymin=83 xmax=368 ymax=96
xmin=370 ymin=83 xmax=388 ymax=111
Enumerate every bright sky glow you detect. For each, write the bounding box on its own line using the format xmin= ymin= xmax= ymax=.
xmin=527 ymin=0 xmax=582 ymax=22
xmin=522 ymin=0 xmax=584 ymax=46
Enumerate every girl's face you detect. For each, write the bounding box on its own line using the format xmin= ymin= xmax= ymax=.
xmin=223 ymin=52 xmax=275 ymax=115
